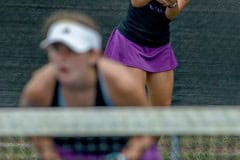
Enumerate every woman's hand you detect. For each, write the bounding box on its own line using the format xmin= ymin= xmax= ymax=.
xmin=164 ymin=0 xmax=190 ymax=20
xmin=121 ymin=136 xmax=157 ymax=160
xmin=31 ymin=137 xmax=61 ymax=160
xmin=41 ymin=149 xmax=61 ymax=160
xmin=156 ymin=0 xmax=177 ymax=7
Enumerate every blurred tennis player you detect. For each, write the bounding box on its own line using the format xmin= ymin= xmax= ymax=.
xmin=20 ymin=10 xmax=160 ymax=160
xmin=105 ymin=0 xmax=190 ymax=106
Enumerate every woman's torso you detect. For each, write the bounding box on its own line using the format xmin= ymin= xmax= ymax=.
xmin=51 ymin=69 xmax=128 ymax=155
xmin=118 ymin=0 xmax=170 ymax=47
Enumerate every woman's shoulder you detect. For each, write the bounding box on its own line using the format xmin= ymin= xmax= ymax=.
xmin=98 ymin=58 xmax=134 ymax=86
xmin=97 ymin=58 xmax=148 ymax=106
xmin=19 ymin=63 xmax=56 ymax=106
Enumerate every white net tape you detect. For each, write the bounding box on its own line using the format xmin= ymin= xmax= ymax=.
xmin=0 ymin=106 xmax=239 ymax=136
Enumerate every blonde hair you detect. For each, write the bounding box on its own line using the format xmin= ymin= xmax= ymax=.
xmin=42 ymin=10 xmax=99 ymax=36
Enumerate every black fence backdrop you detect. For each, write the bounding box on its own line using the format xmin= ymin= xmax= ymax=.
xmin=0 ymin=0 xmax=239 ymax=106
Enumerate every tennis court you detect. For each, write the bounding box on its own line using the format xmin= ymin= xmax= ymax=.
xmin=0 ymin=0 xmax=239 ymax=160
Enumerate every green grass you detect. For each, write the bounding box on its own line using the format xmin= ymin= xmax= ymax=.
xmin=159 ymin=136 xmax=240 ymax=160
xmin=1 ymin=136 xmax=240 ymax=160
xmin=0 ymin=137 xmax=39 ymax=160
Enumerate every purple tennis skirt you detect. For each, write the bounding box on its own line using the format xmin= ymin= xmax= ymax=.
xmin=104 ymin=29 xmax=178 ymax=72
xmin=56 ymin=144 xmax=162 ymax=160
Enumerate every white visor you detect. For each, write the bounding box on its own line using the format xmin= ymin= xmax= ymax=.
xmin=40 ymin=21 xmax=102 ymax=54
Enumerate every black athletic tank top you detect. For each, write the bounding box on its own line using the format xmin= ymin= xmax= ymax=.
xmin=118 ymin=0 xmax=170 ymax=47
xmin=51 ymin=69 xmax=128 ymax=154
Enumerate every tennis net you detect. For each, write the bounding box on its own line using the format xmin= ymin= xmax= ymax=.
xmin=0 ymin=106 xmax=240 ymax=160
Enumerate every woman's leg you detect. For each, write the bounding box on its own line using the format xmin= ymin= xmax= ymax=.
xmin=127 ymin=66 xmax=147 ymax=93
xmin=147 ymin=70 xmax=174 ymax=106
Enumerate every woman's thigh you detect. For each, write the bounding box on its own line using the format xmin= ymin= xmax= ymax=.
xmin=147 ymin=70 xmax=174 ymax=106
xmin=127 ymin=66 xmax=146 ymax=86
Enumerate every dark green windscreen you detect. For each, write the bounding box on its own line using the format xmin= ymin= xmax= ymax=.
xmin=0 ymin=0 xmax=239 ymax=106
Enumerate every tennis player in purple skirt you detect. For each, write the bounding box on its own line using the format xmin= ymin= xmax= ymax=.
xmin=105 ymin=0 xmax=190 ymax=159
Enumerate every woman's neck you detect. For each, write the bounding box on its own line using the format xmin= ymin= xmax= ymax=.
xmin=61 ymin=85 xmax=96 ymax=106
xmin=61 ymin=68 xmax=97 ymax=106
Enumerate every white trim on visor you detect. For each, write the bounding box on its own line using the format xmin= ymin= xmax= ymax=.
xmin=40 ymin=21 xmax=102 ymax=54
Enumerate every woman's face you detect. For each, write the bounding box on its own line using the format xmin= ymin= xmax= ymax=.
xmin=47 ymin=43 xmax=92 ymax=86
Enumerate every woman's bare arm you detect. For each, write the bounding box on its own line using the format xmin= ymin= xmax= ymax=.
xmin=19 ymin=64 xmax=60 ymax=160
xmin=30 ymin=137 xmax=61 ymax=160
xmin=131 ymin=0 xmax=152 ymax=7
xmin=19 ymin=64 xmax=56 ymax=107
xmin=99 ymin=58 xmax=159 ymax=159
xmin=130 ymin=0 xmax=190 ymax=20
xmin=164 ymin=0 xmax=190 ymax=20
